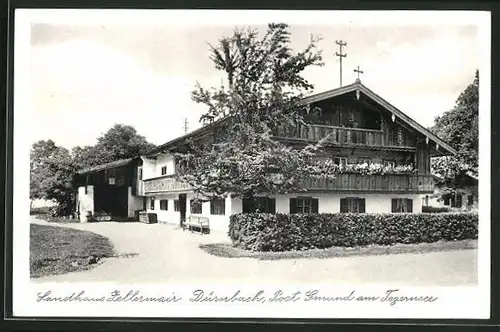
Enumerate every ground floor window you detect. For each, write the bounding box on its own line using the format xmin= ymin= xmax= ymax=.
xmin=160 ymin=199 xmax=168 ymax=210
xmin=444 ymin=193 xmax=463 ymax=208
xmin=289 ymin=197 xmax=319 ymax=214
xmin=174 ymin=199 xmax=180 ymax=212
xmin=210 ymin=198 xmax=226 ymax=215
xmin=190 ymin=200 xmax=202 ymax=214
xmin=468 ymin=194 xmax=474 ymax=206
xmin=340 ymin=197 xmax=365 ymax=213
xmin=242 ymin=196 xmax=276 ymax=213
xmin=150 ymin=198 xmax=155 ymax=210
xmin=391 ymin=198 xmax=413 ymax=213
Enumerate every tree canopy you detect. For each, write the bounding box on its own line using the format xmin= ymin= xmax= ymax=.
xmin=72 ymin=124 xmax=156 ymax=169
xmin=176 ymin=23 xmax=336 ymax=200
xmin=432 ymin=70 xmax=479 ymax=170
xmin=431 ymin=70 xmax=479 ymax=196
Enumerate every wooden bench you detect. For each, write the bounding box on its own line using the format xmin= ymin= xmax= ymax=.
xmin=183 ymin=215 xmax=210 ymax=235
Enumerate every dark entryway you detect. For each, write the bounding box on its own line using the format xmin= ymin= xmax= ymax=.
xmin=93 ymin=184 xmax=128 ymax=218
xmin=179 ymin=193 xmax=187 ymax=227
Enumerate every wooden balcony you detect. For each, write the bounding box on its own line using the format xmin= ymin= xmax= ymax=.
xmin=143 ymin=175 xmax=193 ymax=195
xmin=302 ymin=173 xmax=434 ymax=193
xmin=273 ymin=123 xmax=414 ymax=149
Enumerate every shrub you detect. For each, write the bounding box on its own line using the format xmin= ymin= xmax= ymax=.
xmin=228 ymin=212 xmax=478 ymax=252
xmin=422 ymin=206 xmax=451 ymax=213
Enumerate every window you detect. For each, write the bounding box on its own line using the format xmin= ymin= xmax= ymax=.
xmin=174 ymin=199 xmax=180 ymax=212
xmin=334 ymin=157 xmax=347 ymax=166
xmin=396 ymin=127 xmax=405 ymax=146
xmin=109 ymin=177 xmax=116 ymax=185
xmin=160 ymin=199 xmax=168 ymax=210
xmin=358 ymin=157 xmax=371 ymax=164
xmin=161 ymin=166 xmax=167 ymax=175
xmin=340 ymin=197 xmax=366 ymax=213
xmin=455 ymin=194 xmax=462 ymax=208
xmin=444 ymin=195 xmax=450 ymax=206
xmin=191 ymin=200 xmax=202 ymax=214
xmin=289 ymin=197 xmax=319 ymax=214
xmin=468 ymin=195 xmax=474 ymax=206
xmin=150 ymin=198 xmax=155 ymax=210
xmin=210 ymin=198 xmax=226 ymax=215
xmin=383 ymin=159 xmax=395 ymax=167
xmin=242 ymin=197 xmax=276 ymax=213
xmin=391 ymin=198 xmax=413 ymax=213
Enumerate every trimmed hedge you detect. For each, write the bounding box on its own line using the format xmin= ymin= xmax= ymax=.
xmin=228 ymin=213 xmax=478 ymax=252
xmin=422 ymin=206 xmax=451 ymax=213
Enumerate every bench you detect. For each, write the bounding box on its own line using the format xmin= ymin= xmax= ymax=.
xmin=183 ymin=215 xmax=210 ymax=235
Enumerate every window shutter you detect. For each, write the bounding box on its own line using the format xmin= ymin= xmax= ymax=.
xmin=407 ymin=199 xmax=413 ymax=213
xmin=289 ymin=198 xmax=297 ymax=214
xmin=359 ymin=199 xmax=366 ymax=213
xmin=391 ymin=199 xmax=397 ymax=212
xmin=311 ymin=198 xmax=319 ymax=213
xmin=267 ymin=197 xmax=276 ymax=214
xmin=340 ymin=198 xmax=348 ymax=213
xmin=444 ymin=195 xmax=450 ymax=205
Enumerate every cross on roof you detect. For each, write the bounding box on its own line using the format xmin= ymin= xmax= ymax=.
xmin=354 ymin=65 xmax=364 ymax=80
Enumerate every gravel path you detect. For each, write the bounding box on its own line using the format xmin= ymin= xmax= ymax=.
xmin=31 ymin=217 xmax=478 ymax=285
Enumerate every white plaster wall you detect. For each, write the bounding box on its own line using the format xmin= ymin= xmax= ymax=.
xmin=77 ymin=185 xmax=94 ymax=222
xmin=127 ymin=186 xmax=144 ymax=218
xmin=146 ymin=194 xmax=181 ymax=225
xmin=141 ymin=157 xmax=157 ymax=180
xmin=155 ymin=154 xmax=176 ymax=176
xmin=264 ymin=193 xmax=423 ymax=213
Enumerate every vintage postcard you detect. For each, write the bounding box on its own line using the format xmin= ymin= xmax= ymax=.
xmin=11 ymin=9 xmax=491 ymax=319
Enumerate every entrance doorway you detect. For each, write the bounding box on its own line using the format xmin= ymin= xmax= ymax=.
xmin=178 ymin=193 xmax=187 ymax=228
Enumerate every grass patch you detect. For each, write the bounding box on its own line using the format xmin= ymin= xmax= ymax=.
xmin=30 ymin=224 xmax=115 ymax=278
xmin=199 ymin=239 xmax=477 ymax=260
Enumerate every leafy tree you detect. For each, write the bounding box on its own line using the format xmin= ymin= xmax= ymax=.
xmin=176 ymin=23 xmax=336 ymax=200
xmin=432 ymin=70 xmax=478 ymax=170
xmin=30 ymin=140 xmax=76 ymax=215
xmin=72 ymin=124 xmax=156 ymax=169
xmin=431 ymin=70 xmax=479 ymax=198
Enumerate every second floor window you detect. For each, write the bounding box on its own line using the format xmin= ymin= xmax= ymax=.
xmin=161 ymin=166 xmax=167 ymax=175
xmin=358 ymin=157 xmax=371 ymax=164
xmin=334 ymin=157 xmax=347 ymax=167
xmin=391 ymin=198 xmax=413 ymax=213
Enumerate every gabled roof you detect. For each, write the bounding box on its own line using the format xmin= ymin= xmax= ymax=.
xmin=147 ymin=79 xmax=458 ymax=157
xmin=145 ymin=117 xmax=228 ymax=156
xmin=301 ymin=79 xmax=457 ymax=156
xmin=76 ymin=158 xmax=135 ymax=174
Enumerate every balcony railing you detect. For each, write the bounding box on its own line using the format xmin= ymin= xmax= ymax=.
xmin=143 ymin=175 xmax=193 ymax=194
xmin=273 ymin=123 xmax=412 ymax=148
xmin=302 ymin=173 xmax=434 ymax=193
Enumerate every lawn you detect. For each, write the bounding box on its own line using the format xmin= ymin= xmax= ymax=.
xmin=199 ymin=239 xmax=478 ymax=260
xmin=30 ymin=224 xmax=115 ymax=278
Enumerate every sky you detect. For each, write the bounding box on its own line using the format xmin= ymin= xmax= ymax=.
xmin=29 ymin=19 xmax=480 ymax=150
